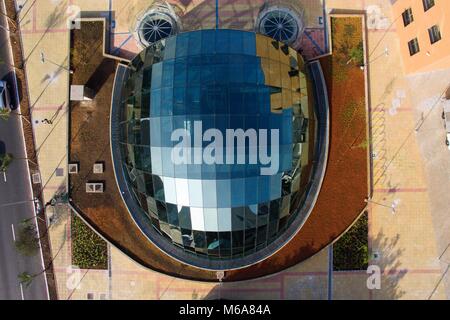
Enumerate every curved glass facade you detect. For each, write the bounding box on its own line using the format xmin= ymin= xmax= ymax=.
xmin=116 ymin=29 xmax=316 ymax=263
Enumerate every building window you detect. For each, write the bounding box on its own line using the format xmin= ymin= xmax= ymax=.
xmin=423 ymin=0 xmax=435 ymax=12
xmin=408 ymin=38 xmax=420 ymax=56
xmin=428 ymin=25 xmax=442 ymax=44
xmin=402 ymin=8 xmax=414 ymax=27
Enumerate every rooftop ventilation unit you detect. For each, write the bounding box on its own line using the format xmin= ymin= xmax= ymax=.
xmin=69 ymin=163 xmax=79 ymax=174
xmin=86 ymin=182 xmax=104 ymax=193
xmin=256 ymin=4 xmax=304 ymax=46
xmin=135 ymin=1 xmax=180 ymax=48
xmin=93 ymin=162 xmax=104 ymax=174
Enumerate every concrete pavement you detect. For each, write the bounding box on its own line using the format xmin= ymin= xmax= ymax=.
xmin=0 ymin=0 xmax=48 ymax=300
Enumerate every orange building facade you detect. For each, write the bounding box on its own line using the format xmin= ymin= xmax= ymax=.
xmin=392 ymin=0 xmax=450 ymax=74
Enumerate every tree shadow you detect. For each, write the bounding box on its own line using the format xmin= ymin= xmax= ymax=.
xmin=369 ymin=230 xmax=406 ymax=299
xmin=199 ymin=229 xmax=406 ymax=300
xmin=24 ymin=1 xmax=68 ymax=63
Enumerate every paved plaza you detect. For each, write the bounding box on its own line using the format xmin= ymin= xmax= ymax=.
xmin=14 ymin=0 xmax=449 ymax=299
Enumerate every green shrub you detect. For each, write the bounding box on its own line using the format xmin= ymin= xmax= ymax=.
xmin=333 ymin=212 xmax=368 ymax=270
xmin=71 ymin=215 xmax=108 ymax=269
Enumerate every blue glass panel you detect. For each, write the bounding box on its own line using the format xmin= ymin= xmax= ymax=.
xmin=175 ymin=33 xmax=189 ymax=57
xmin=153 ymin=177 xmax=165 ymax=202
xmin=150 ymin=146 xmax=163 ymax=176
xmin=242 ymin=32 xmax=256 ymax=56
xmin=230 ymin=178 xmax=245 ymax=207
xmin=173 ymin=86 xmax=186 ymax=115
xmin=258 ymin=175 xmax=271 ymax=203
xmin=229 ymin=86 xmax=243 ymax=114
xmin=160 ymin=87 xmax=173 ymax=116
xmin=178 ymin=207 xmax=191 ymax=230
xmin=160 ymin=117 xmax=174 ymax=146
xmin=166 ymin=203 xmax=179 ymax=226
xmin=201 ymin=30 xmax=215 ymax=54
xmin=245 ymin=176 xmax=258 ymax=205
xmin=187 ymin=64 xmax=201 ymax=84
xmin=162 ymin=60 xmax=174 ymax=88
xmin=216 ymin=179 xmax=231 ymax=208
xmin=161 ymin=147 xmax=175 ymax=177
xmin=151 ymin=62 xmax=163 ymax=89
xmin=188 ymin=31 xmax=202 ymax=56
xmin=243 ymin=60 xmax=258 ymax=84
xmin=174 ymin=57 xmax=187 ymax=87
xmin=149 ymin=117 xmax=161 ymax=146
xmin=215 ymin=29 xmax=230 ymax=54
xmin=150 ymin=89 xmax=161 ymax=117
xmin=229 ymin=30 xmax=243 ymax=55
xmin=201 ymin=62 xmax=215 ymax=84
xmin=164 ymin=36 xmax=176 ymax=60
xmin=186 ymin=86 xmax=201 ymax=115
xmin=229 ymin=62 xmax=244 ymax=83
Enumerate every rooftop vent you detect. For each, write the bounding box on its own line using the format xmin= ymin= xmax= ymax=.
xmin=93 ymin=162 xmax=104 ymax=174
xmin=86 ymin=182 xmax=104 ymax=193
xmin=135 ymin=2 xmax=180 ymax=47
xmin=256 ymin=5 xmax=304 ymax=45
xmin=69 ymin=163 xmax=79 ymax=174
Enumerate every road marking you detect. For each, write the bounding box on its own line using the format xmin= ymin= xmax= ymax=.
xmin=0 ymin=199 xmax=34 ymax=208
xmin=19 ymin=283 xmax=24 ymax=300
xmin=11 ymin=224 xmax=16 ymax=241
xmin=3 ymin=171 xmax=6 ymax=182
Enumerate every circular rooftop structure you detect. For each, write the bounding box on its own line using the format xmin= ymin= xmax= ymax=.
xmin=135 ymin=4 xmax=179 ymax=47
xmin=257 ymin=7 xmax=303 ymax=45
xmin=113 ymin=29 xmax=325 ymax=270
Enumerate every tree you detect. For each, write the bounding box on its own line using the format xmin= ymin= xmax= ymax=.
xmin=0 ymin=108 xmax=32 ymax=124
xmin=0 ymin=153 xmax=13 ymax=172
xmin=14 ymin=221 xmax=40 ymax=257
xmin=348 ymin=41 xmax=364 ymax=66
xmin=0 ymin=108 xmax=10 ymax=121
xmin=18 ymin=272 xmax=35 ymax=288
xmin=18 ymin=230 xmax=67 ymax=289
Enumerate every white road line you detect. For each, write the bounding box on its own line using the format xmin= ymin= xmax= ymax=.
xmin=19 ymin=283 xmax=24 ymax=300
xmin=3 ymin=171 xmax=6 ymax=182
xmin=11 ymin=224 xmax=16 ymax=241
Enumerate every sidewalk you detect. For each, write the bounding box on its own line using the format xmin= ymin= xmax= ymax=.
xmin=327 ymin=0 xmax=447 ymax=299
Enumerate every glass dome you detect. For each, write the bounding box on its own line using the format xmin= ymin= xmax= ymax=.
xmin=115 ymin=29 xmax=318 ymax=269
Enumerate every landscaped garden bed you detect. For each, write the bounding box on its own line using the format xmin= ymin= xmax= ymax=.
xmin=71 ymin=214 xmax=108 ymax=269
xmin=333 ymin=212 xmax=369 ymax=271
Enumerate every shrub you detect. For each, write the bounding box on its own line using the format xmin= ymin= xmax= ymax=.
xmin=71 ymin=215 xmax=108 ymax=269
xmin=333 ymin=212 xmax=369 ymax=270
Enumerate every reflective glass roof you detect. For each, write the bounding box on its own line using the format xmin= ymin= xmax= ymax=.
xmin=116 ymin=29 xmax=317 ymax=266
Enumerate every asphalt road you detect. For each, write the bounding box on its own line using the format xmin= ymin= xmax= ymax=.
xmin=0 ymin=2 xmax=49 ymax=300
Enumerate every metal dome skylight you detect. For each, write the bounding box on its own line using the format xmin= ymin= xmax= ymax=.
xmin=137 ymin=12 xmax=176 ymax=46
xmin=258 ymin=8 xmax=301 ymax=44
